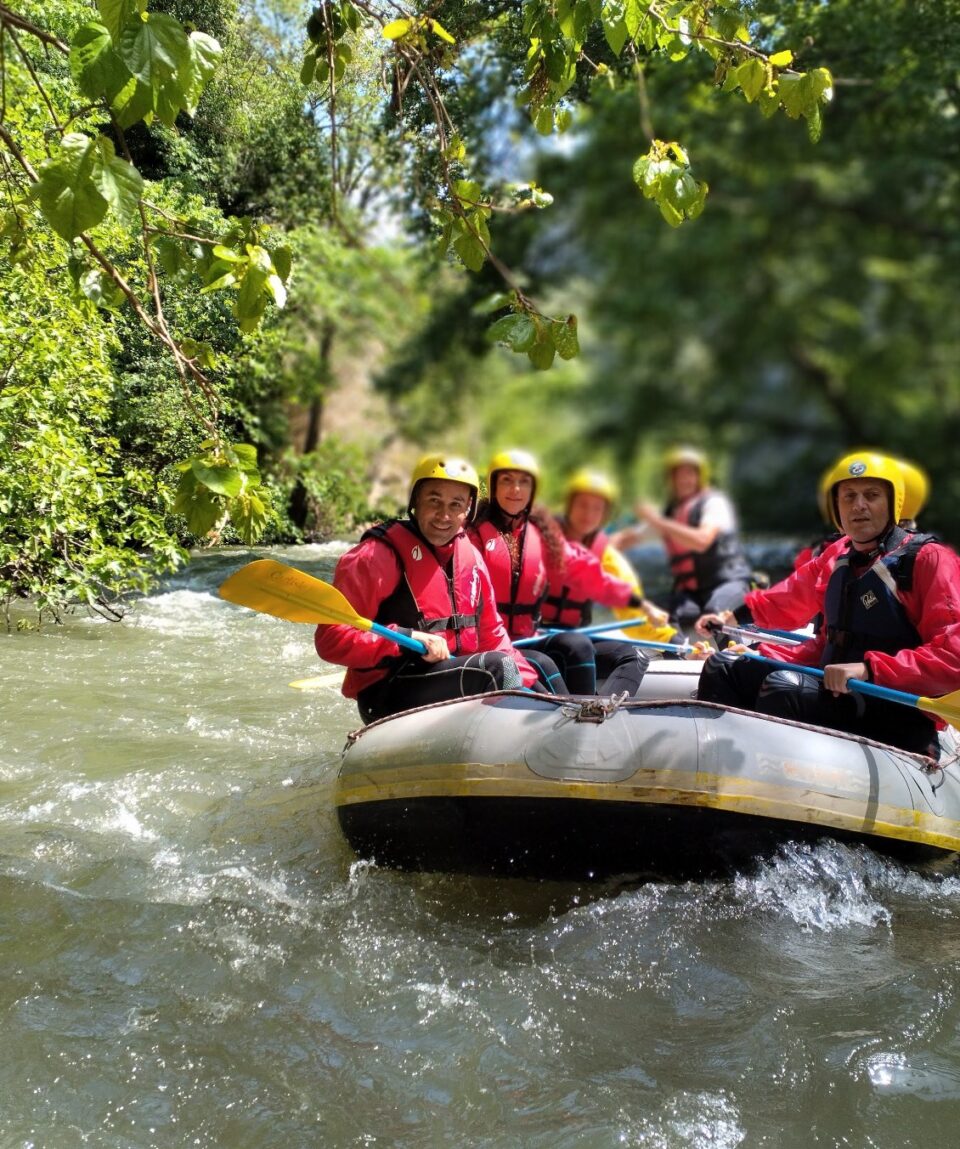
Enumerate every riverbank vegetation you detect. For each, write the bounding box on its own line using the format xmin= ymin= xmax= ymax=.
xmin=2 ymin=0 xmax=957 ymax=624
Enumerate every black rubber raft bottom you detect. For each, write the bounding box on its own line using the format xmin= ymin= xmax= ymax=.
xmin=337 ymin=797 xmax=954 ymax=882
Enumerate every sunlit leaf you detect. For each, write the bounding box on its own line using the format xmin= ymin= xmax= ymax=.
xmin=382 ymin=18 xmax=413 ymax=40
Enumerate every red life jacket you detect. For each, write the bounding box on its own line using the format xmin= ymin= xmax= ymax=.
xmin=664 ymin=489 xmax=751 ymax=593
xmin=470 ymin=519 xmax=547 ymax=639
xmin=540 ymin=525 xmax=611 ymax=629
xmin=347 ymin=520 xmax=484 ymax=693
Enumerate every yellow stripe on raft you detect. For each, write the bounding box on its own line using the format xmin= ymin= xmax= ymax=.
xmin=334 ymin=766 xmax=960 ymax=852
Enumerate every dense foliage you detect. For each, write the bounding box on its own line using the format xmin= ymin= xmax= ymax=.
xmin=373 ymin=0 xmax=960 ymax=540
xmin=0 ymin=0 xmax=413 ymax=623
xmin=3 ymin=0 xmax=956 ymax=626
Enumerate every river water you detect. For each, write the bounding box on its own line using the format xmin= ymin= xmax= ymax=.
xmin=3 ymin=545 xmax=960 ymax=1147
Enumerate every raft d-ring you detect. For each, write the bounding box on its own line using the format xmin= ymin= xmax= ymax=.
xmin=564 ymin=692 xmax=630 ymax=724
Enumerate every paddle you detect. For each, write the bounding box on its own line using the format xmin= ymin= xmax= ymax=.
xmin=514 ymin=617 xmax=650 ymax=647
xmin=219 ymin=558 xmax=428 ymax=655
xmin=739 ymin=650 xmax=960 ymax=729
xmin=289 ymin=670 xmax=346 ymax=691
xmin=719 ymin=623 xmax=805 ymax=647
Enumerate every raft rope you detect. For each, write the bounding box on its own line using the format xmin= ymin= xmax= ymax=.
xmin=560 ymin=691 xmax=631 ymax=723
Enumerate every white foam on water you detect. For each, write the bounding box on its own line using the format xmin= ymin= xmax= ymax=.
xmin=126 ymin=588 xmax=222 ymax=635
xmin=735 ymin=840 xmax=894 ymax=931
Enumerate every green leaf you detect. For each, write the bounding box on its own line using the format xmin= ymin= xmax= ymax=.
xmin=229 ymin=443 xmax=260 ymax=472
xmin=453 ymin=179 xmax=483 ymax=206
xmin=174 ymin=480 xmax=221 ymax=537
xmin=70 ymin=23 xmax=124 ymax=100
xmin=190 ymin=460 xmax=244 ymax=497
xmin=116 ymin=11 xmax=195 ymax=125
xmin=97 ymin=0 xmax=142 ymax=42
xmin=91 ymin=136 xmax=143 ymax=223
xmin=212 ymin=243 xmax=244 ymax=262
xmin=769 ymin=49 xmax=794 ymax=68
xmin=553 ymin=316 xmax=579 ymax=360
xmin=228 ymin=493 xmax=268 ymax=545
xmin=534 ymin=106 xmax=554 ymax=136
xmin=453 ymin=232 xmax=485 ymax=272
xmin=182 ymin=31 xmax=221 ymax=115
xmin=34 ymin=133 xmax=109 ymax=240
xmin=109 ymin=72 xmax=154 ymax=128
xmin=117 ymin=12 xmax=190 ymax=85
xmin=658 ymin=198 xmax=684 ymax=227
xmin=602 ymin=1 xmax=628 ymax=56
xmin=528 ymin=336 xmax=556 ymax=370
xmin=472 ymin=291 xmax=516 ymax=314
xmin=300 ymin=52 xmax=317 ymax=86
xmin=736 ymin=58 xmax=767 ymax=103
xmin=271 ymin=245 xmax=293 ymax=283
xmin=77 ymin=267 xmax=122 ymax=310
xmin=623 ymin=0 xmax=645 ymax=40
xmin=180 ymin=338 xmax=217 ymax=368
xmin=489 ymin=313 xmax=537 ymax=352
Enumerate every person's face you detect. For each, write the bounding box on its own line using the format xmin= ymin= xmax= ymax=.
xmin=413 ymin=479 xmax=472 ymax=545
xmin=835 ymin=478 xmax=891 ymax=546
xmin=495 ymin=470 xmax=535 ymax=516
xmin=566 ymin=492 xmax=608 ymax=539
xmin=670 ymin=463 xmax=701 ymax=500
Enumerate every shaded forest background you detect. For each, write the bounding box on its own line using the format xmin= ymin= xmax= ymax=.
xmin=2 ymin=0 xmax=958 ymax=621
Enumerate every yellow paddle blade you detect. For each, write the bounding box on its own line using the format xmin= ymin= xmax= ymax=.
xmin=918 ymin=690 xmax=960 ymax=730
xmin=289 ymin=671 xmax=345 ymax=691
xmin=219 ymin=558 xmax=371 ymax=629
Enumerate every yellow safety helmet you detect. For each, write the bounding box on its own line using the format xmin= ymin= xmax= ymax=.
xmin=895 ymin=457 xmax=929 ymax=523
xmin=565 ymin=468 xmax=620 ymax=507
xmin=815 ymin=461 xmax=837 ymax=525
xmin=487 ymin=448 xmax=540 ymax=506
xmin=663 ymin=445 xmax=709 ymax=486
xmin=821 ymin=451 xmax=905 ymax=531
xmin=408 ymin=453 xmax=480 ymax=521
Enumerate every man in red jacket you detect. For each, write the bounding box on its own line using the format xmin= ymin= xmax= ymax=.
xmin=315 ymin=454 xmax=541 ymax=723
xmin=695 ymin=452 xmax=960 ymax=757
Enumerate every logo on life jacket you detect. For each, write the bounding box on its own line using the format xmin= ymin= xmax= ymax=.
xmin=485 ymin=539 xmax=497 ymax=551
xmin=411 ymin=545 xmax=423 ymax=561
xmin=861 ymin=590 xmax=879 ymax=609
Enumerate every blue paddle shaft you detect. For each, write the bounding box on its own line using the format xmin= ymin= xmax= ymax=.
xmin=741 ymin=651 xmax=922 ymax=707
xmin=369 ymin=620 xmax=428 ymax=655
xmin=515 ymin=618 xmax=651 ymax=647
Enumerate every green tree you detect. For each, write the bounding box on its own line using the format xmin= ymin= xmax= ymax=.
xmin=525 ymin=0 xmax=960 ymax=536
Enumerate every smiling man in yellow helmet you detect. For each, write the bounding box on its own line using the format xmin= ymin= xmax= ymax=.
xmin=315 ymin=453 xmax=542 ymax=722
xmin=694 ymin=451 xmax=960 ymax=757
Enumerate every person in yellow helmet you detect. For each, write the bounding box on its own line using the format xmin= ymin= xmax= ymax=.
xmin=694 ymin=451 xmax=960 ymax=757
xmin=549 ymin=468 xmax=678 ymax=646
xmin=315 ymin=453 xmax=543 ymax=722
xmin=796 ymin=452 xmax=930 ymax=571
xmin=469 ymin=450 xmax=650 ymax=695
xmin=611 ymin=446 xmax=751 ymax=629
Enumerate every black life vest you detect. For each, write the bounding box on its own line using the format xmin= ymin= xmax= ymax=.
xmin=821 ymin=528 xmax=937 ymax=666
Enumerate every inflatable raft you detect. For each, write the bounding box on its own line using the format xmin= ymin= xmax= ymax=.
xmin=334 ymin=662 xmax=960 ymax=879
